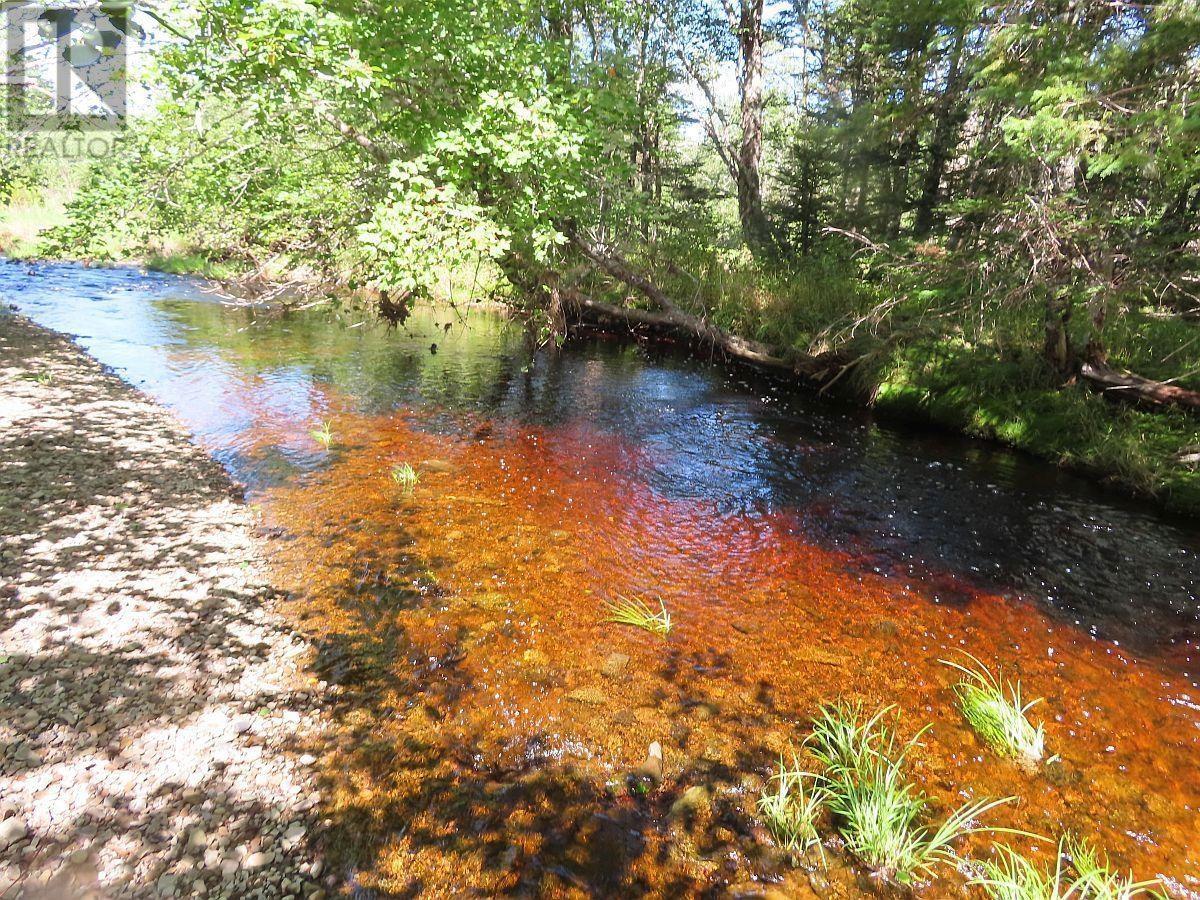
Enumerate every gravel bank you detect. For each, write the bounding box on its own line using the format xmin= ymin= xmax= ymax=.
xmin=0 ymin=309 xmax=331 ymax=898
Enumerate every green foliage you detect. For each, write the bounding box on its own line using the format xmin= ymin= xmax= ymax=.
xmin=390 ymin=463 xmax=419 ymax=487
xmin=809 ymin=702 xmax=1015 ymax=885
xmin=973 ymin=841 xmax=1080 ymax=900
xmin=1064 ymin=835 xmax=1163 ymax=899
xmin=973 ymin=838 xmax=1162 ymax=900
xmin=32 ymin=0 xmax=644 ymax=299
xmin=940 ymin=651 xmax=1046 ymax=764
xmin=310 ymin=421 xmax=334 ymax=449
xmin=758 ymin=754 xmax=827 ymax=863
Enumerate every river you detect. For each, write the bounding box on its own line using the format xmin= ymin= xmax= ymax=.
xmin=4 ymin=258 xmax=1198 ymax=896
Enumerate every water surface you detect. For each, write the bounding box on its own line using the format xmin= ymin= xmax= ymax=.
xmin=4 ymin=258 xmax=1199 ymax=896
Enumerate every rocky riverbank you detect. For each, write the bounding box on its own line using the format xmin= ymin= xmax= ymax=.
xmin=0 ymin=309 xmax=331 ymax=898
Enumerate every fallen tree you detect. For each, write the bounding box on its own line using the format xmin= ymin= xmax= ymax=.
xmin=564 ymin=231 xmax=851 ymax=385
xmin=1080 ymin=361 xmax=1200 ymax=415
xmin=559 ymin=231 xmax=1200 ymax=421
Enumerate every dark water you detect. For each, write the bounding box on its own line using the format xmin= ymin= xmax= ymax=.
xmin=3 ymin=257 xmax=1198 ymax=658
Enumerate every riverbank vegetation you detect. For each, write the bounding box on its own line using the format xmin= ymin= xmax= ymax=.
xmin=2 ymin=0 xmax=1198 ymax=509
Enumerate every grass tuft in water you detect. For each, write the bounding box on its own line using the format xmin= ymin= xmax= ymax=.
xmin=310 ymin=421 xmax=335 ymax=449
xmin=758 ymin=753 xmax=827 ymax=864
xmin=390 ymin=462 xmax=419 ymax=487
xmin=809 ymin=701 xmax=1015 ymax=885
xmin=809 ymin=701 xmax=899 ymax=771
xmin=972 ymin=840 xmax=1077 ymax=900
xmin=604 ymin=595 xmax=672 ymax=637
xmin=1065 ymin=835 xmax=1162 ymax=899
xmin=973 ymin=837 xmax=1162 ymax=900
xmin=940 ymin=650 xmax=1045 ymax=763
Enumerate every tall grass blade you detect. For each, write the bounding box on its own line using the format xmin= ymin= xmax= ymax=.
xmin=940 ymin=650 xmax=1045 ymax=763
xmin=758 ymin=753 xmax=827 ymax=866
xmin=603 ymin=595 xmax=672 ymax=637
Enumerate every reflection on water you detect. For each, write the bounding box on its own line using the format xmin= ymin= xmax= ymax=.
xmin=5 ymin=258 xmax=1197 ymax=656
xmin=7 ymin=258 xmax=1200 ymax=895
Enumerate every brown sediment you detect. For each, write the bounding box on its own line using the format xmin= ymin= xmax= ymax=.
xmin=263 ymin=402 xmax=1200 ymax=897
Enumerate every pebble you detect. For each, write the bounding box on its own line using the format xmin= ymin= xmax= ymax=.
xmin=668 ymin=785 xmax=712 ymax=820
xmin=0 ymin=817 xmax=28 ymax=850
xmin=633 ymin=741 xmax=665 ymax=783
xmin=565 ymin=687 xmax=608 ymax=706
xmin=600 ymin=652 xmax=629 ymax=678
xmin=0 ymin=316 xmax=328 ymax=897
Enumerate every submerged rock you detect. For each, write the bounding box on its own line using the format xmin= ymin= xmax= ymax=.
xmin=631 ymin=741 xmax=664 ymax=785
xmin=565 ymin=687 xmax=608 ymax=706
xmin=600 ymin=652 xmax=629 ymax=678
xmin=1044 ymin=758 xmax=1081 ymax=787
xmin=668 ymin=784 xmax=712 ymax=820
xmin=872 ymin=619 xmax=900 ymax=637
xmin=727 ymin=882 xmax=790 ymax=900
xmin=522 ymin=649 xmax=550 ymax=668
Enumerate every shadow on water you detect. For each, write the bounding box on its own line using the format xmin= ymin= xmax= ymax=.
xmin=288 ymin=535 xmax=813 ymax=897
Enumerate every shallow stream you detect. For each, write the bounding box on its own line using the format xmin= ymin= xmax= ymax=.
xmin=5 ymin=258 xmax=1199 ymax=896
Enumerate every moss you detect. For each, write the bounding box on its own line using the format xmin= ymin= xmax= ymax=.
xmin=868 ymin=338 xmax=1200 ymax=515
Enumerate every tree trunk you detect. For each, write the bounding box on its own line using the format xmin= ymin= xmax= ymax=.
xmin=566 ymin=231 xmax=848 ymax=381
xmin=1043 ymin=291 xmax=1074 ymax=377
xmin=1080 ymin=362 xmax=1200 ymax=415
xmin=914 ymin=28 xmax=967 ymax=237
xmin=736 ymin=0 xmax=772 ymax=249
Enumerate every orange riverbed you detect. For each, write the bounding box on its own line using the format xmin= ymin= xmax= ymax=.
xmin=263 ymin=405 xmax=1200 ymax=898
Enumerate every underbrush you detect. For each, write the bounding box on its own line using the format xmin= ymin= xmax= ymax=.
xmin=0 ymin=185 xmax=72 ymax=258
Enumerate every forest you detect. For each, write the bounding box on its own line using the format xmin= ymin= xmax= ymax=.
xmin=3 ymin=0 xmax=1200 ymax=508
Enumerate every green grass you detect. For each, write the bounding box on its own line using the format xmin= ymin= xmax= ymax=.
xmin=940 ymin=650 xmax=1046 ymax=764
xmin=973 ymin=838 xmax=1162 ymax=900
xmin=972 ymin=840 xmax=1078 ymax=900
xmin=1065 ymin=835 xmax=1162 ymax=899
xmin=603 ymin=595 xmax=672 ymax=637
xmin=0 ymin=188 xmax=71 ymax=258
xmin=310 ymin=421 xmax=335 ymax=449
xmin=808 ymin=701 xmax=1016 ymax=886
xmin=144 ymin=250 xmax=241 ymax=279
xmin=758 ymin=753 xmax=827 ymax=863
xmin=808 ymin=701 xmax=903 ymax=772
xmin=868 ymin=338 xmax=1200 ymax=516
xmin=390 ymin=462 xmax=419 ymax=487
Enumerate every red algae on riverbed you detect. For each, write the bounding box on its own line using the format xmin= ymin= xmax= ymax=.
xmin=262 ymin=404 xmax=1200 ymax=897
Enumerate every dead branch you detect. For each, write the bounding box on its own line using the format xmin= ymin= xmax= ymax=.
xmin=1080 ymin=361 xmax=1200 ymax=415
